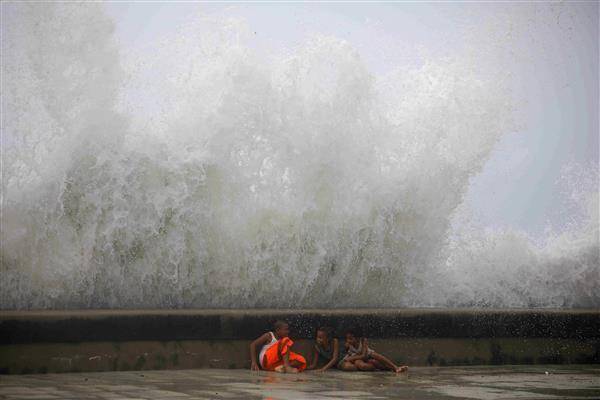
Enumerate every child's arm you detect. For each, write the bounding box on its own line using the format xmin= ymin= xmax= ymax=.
xmin=249 ymin=333 xmax=270 ymax=370
xmin=317 ymin=339 xmax=339 ymax=372
xmin=362 ymin=338 xmax=369 ymax=357
xmin=307 ymin=346 xmax=319 ymax=370
xmin=345 ymin=337 xmax=370 ymax=362
xmin=360 ymin=338 xmax=369 ymax=360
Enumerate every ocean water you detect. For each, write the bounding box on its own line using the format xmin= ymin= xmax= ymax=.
xmin=1 ymin=3 xmax=598 ymax=309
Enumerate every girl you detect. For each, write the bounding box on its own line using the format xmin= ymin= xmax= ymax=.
xmin=307 ymin=326 xmax=339 ymax=372
xmin=339 ymin=328 xmax=408 ymax=373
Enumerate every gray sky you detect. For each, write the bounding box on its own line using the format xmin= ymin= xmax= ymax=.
xmin=105 ymin=2 xmax=599 ymax=240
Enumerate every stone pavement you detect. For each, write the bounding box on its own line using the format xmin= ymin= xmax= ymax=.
xmin=0 ymin=365 xmax=598 ymax=399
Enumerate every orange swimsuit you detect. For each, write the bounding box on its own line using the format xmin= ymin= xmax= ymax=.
xmin=259 ymin=332 xmax=306 ymax=371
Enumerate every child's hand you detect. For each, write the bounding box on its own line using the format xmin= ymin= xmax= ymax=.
xmin=250 ymin=361 xmax=260 ymax=371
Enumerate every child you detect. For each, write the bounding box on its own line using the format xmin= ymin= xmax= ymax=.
xmin=307 ymin=326 xmax=339 ymax=372
xmin=338 ymin=328 xmax=408 ymax=373
xmin=249 ymin=320 xmax=307 ymax=373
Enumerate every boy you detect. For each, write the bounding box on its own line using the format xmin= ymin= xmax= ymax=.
xmin=250 ymin=320 xmax=307 ymax=373
xmin=339 ymin=328 xmax=408 ymax=373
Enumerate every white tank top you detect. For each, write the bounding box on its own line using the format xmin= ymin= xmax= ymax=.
xmin=259 ymin=332 xmax=278 ymax=368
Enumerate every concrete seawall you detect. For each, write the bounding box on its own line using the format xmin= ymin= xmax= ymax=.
xmin=1 ymin=309 xmax=598 ymax=374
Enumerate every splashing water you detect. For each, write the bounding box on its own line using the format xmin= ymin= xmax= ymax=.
xmin=432 ymin=162 xmax=599 ymax=308
xmin=1 ymin=3 xmax=598 ymax=309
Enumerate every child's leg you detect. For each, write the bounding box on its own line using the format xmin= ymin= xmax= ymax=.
xmin=339 ymin=361 xmax=358 ymax=371
xmin=370 ymin=352 xmax=408 ymax=373
xmin=267 ymin=337 xmax=298 ymax=372
xmin=354 ymin=360 xmax=376 ymax=371
xmin=275 ymin=352 xmax=298 ymax=373
xmin=368 ymin=352 xmax=397 ymax=371
xmin=366 ymin=358 xmax=386 ymax=370
xmin=288 ymin=352 xmax=306 ymax=371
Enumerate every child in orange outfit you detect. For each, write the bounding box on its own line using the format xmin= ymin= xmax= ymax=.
xmin=250 ymin=320 xmax=307 ymax=373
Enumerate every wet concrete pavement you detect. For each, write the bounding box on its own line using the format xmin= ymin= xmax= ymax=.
xmin=0 ymin=365 xmax=598 ymax=399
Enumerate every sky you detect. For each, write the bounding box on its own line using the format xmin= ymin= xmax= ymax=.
xmin=104 ymin=2 xmax=599 ymax=240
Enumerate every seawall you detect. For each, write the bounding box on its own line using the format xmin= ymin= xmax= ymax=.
xmin=1 ymin=309 xmax=598 ymax=374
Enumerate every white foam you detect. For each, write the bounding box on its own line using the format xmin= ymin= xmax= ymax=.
xmin=1 ymin=3 xmax=597 ymax=309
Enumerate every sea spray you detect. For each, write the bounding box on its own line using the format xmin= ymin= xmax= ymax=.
xmin=2 ymin=3 xmax=597 ymax=309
